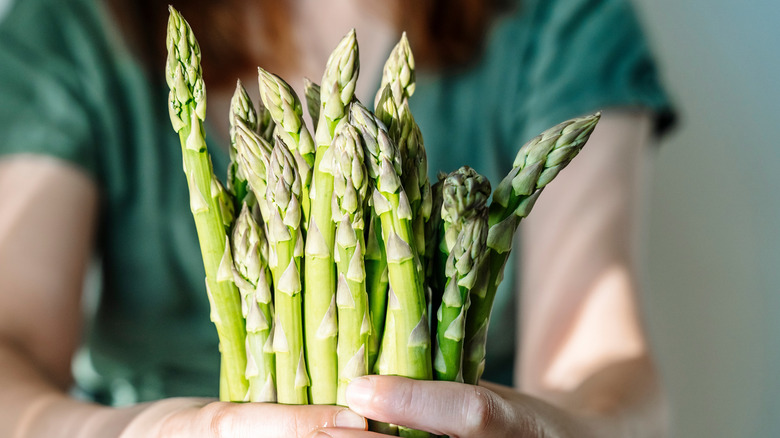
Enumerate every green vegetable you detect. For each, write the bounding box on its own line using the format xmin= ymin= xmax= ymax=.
xmin=331 ymin=123 xmax=371 ymax=405
xmin=462 ymin=112 xmax=601 ymax=384
xmin=266 ymin=139 xmax=309 ymax=404
xmin=303 ymin=29 xmax=360 ymax=405
xmin=350 ymin=101 xmax=430 ymax=438
xmin=232 ymin=204 xmax=277 ymax=402
xmin=433 ymin=167 xmax=491 ymax=382
xmin=165 ymin=6 xmax=248 ymax=402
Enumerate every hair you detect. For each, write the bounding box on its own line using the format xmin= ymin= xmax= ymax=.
xmin=109 ymin=0 xmax=511 ymax=89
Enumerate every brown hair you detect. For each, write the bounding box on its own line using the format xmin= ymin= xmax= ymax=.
xmin=109 ymin=0 xmax=510 ymax=88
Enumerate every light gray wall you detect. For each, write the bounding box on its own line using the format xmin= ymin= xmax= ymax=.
xmin=631 ymin=0 xmax=780 ymax=436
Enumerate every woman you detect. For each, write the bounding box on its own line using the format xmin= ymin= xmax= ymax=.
xmin=0 ymin=0 xmax=673 ymax=436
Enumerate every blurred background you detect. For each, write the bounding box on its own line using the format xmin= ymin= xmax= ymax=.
xmin=632 ymin=0 xmax=780 ymax=435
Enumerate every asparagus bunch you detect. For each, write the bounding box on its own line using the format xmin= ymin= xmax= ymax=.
xmin=166 ymin=12 xmax=601 ymax=436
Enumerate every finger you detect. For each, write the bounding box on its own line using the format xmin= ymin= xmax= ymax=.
xmin=345 ymin=376 xmax=511 ymax=437
xmin=159 ymin=400 xmax=366 ymax=438
xmin=306 ymin=428 xmax=390 ymax=438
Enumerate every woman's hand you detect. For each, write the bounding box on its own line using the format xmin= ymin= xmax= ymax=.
xmin=119 ymin=397 xmax=368 ymax=438
xmin=303 ymin=375 xmax=592 ymax=438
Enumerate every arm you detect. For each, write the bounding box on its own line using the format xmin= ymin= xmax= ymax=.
xmin=0 ymin=156 xmax=367 ymax=438
xmin=339 ymin=109 xmax=667 ymax=437
xmin=516 ymin=108 xmax=666 ymax=435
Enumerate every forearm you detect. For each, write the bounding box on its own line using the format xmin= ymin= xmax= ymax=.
xmin=500 ymin=355 xmax=666 ymax=438
xmin=0 ymin=341 xmax=146 ymax=438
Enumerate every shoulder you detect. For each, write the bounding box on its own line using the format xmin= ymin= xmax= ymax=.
xmin=0 ymin=0 xmax=154 ymax=180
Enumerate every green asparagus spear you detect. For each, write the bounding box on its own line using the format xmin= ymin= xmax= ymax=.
xmin=304 ymin=29 xmax=359 ymax=405
xmin=234 ymin=119 xmax=274 ymax=223
xmin=331 ymin=123 xmax=371 ymax=405
xmin=433 ymin=167 xmax=491 ymax=382
xmin=462 ymin=112 xmax=601 ymax=384
xmin=232 ymin=204 xmax=276 ymax=402
xmin=257 ymin=68 xmax=314 ymax=223
xmin=303 ymin=78 xmax=321 ymax=128
xmin=227 ymin=80 xmax=258 ymax=209
xmin=350 ymin=101 xmax=431 ymax=438
xmin=375 ymin=32 xmax=416 ymax=110
xmin=165 ymin=6 xmax=248 ymax=401
xmin=266 ymin=138 xmax=309 ymax=404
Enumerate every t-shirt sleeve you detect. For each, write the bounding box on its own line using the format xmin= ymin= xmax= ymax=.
xmin=510 ymin=0 xmax=675 ymax=145
xmin=0 ymin=0 xmax=102 ymax=177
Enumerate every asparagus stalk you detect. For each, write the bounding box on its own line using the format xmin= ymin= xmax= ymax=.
xmin=364 ymin=213 xmax=388 ymax=372
xmin=462 ymin=113 xmax=601 ymax=384
xmin=266 ymin=138 xmax=309 ymax=404
xmin=232 ymin=204 xmax=276 ymax=402
xmin=331 ymin=123 xmax=371 ymax=405
xmin=351 ymin=101 xmax=430 ymax=438
xmin=304 ymin=29 xmax=359 ymax=404
xmin=257 ymin=68 xmax=314 ymax=223
xmin=165 ymin=7 xmax=248 ymax=401
xmin=433 ymin=167 xmax=491 ymax=382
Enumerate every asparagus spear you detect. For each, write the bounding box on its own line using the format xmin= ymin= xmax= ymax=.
xmin=331 ymin=123 xmax=371 ymax=405
xmin=234 ymin=119 xmax=274 ymax=223
xmin=227 ymin=81 xmax=258 ymax=209
xmin=351 ymin=101 xmax=431 ymax=438
xmin=232 ymin=204 xmax=276 ymax=402
xmin=364 ymin=212 xmax=389 ymax=372
xmin=303 ymin=78 xmax=321 ymax=128
xmin=375 ymin=32 xmax=416 ymax=110
xmin=433 ymin=167 xmax=491 ymax=382
xmin=304 ymin=29 xmax=359 ymax=405
xmin=266 ymin=138 xmax=309 ymax=404
xmin=462 ymin=113 xmax=601 ymax=384
xmin=165 ymin=6 xmax=248 ymax=401
xmin=257 ymin=68 xmax=314 ymax=223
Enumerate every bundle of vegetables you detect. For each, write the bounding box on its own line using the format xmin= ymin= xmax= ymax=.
xmin=166 ymin=6 xmax=600 ymax=436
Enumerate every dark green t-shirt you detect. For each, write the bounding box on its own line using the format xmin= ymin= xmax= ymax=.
xmin=0 ymin=0 xmax=672 ymax=404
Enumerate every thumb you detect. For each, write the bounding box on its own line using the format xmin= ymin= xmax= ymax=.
xmin=345 ymin=376 xmax=511 ymax=437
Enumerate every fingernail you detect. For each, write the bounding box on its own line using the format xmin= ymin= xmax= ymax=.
xmin=334 ymin=409 xmax=366 ymax=429
xmin=345 ymin=377 xmax=374 ymax=407
xmin=311 ymin=432 xmax=332 ymax=438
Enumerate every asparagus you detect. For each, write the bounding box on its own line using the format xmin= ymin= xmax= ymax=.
xmin=266 ymin=138 xmax=309 ymax=404
xmin=303 ymin=78 xmax=321 ymax=128
xmin=351 ymin=101 xmax=430 ymax=438
xmin=234 ymin=119 xmax=274 ymax=223
xmin=462 ymin=113 xmax=601 ymax=384
xmin=227 ymin=81 xmax=258 ymax=209
xmin=232 ymin=204 xmax=276 ymax=402
xmin=375 ymin=32 xmax=416 ymax=110
xmin=331 ymin=123 xmax=371 ymax=405
xmin=257 ymin=68 xmax=314 ymax=223
xmin=304 ymin=29 xmax=359 ymax=405
xmin=433 ymin=167 xmax=491 ymax=382
xmin=364 ymin=213 xmax=389 ymax=372
xmin=165 ymin=7 xmax=248 ymax=401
